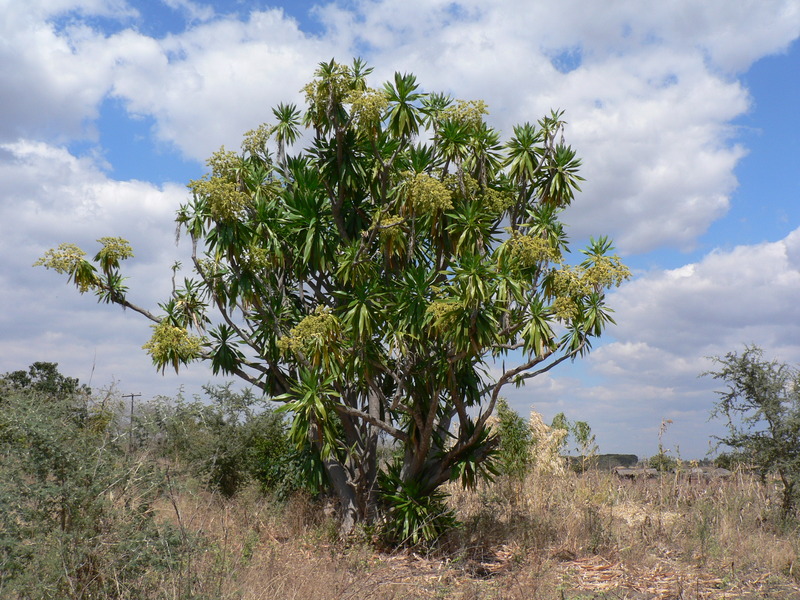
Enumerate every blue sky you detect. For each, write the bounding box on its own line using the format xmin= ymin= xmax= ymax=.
xmin=1 ymin=0 xmax=799 ymax=459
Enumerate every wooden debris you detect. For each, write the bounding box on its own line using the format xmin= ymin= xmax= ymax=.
xmin=559 ymin=555 xmax=800 ymax=599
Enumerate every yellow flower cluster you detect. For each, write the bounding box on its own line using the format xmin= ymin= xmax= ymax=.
xmin=546 ymin=268 xmax=588 ymax=321
xmin=549 ymin=267 xmax=585 ymax=297
xmin=552 ymin=296 xmax=579 ymax=321
xmin=347 ymin=87 xmax=388 ymax=131
xmin=481 ymin=187 xmax=514 ymax=214
xmin=580 ymin=255 xmax=631 ymax=290
xmin=34 ymin=243 xmax=86 ymax=275
xmin=406 ymin=172 xmax=453 ymax=214
xmin=278 ymin=306 xmax=341 ymax=355
xmin=188 ymin=176 xmax=250 ymax=222
xmin=95 ymin=237 xmax=134 ymax=265
xmin=205 ymin=147 xmax=240 ymax=178
xmin=505 ymin=232 xmax=561 ymax=267
xmin=34 ymin=243 xmax=98 ymax=292
xmin=242 ymin=123 xmax=272 ymax=158
xmin=546 ymin=255 xmax=630 ymax=321
xmin=302 ymin=61 xmax=352 ymax=117
xmin=426 ymin=300 xmax=461 ymax=330
xmin=441 ymin=99 xmax=489 ymax=130
xmin=242 ymin=246 xmax=277 ymax=271
xmin=373 ymin=213 xmax=405 ymax=244
xmin=142 ymin=321 xmax=204 ymax=368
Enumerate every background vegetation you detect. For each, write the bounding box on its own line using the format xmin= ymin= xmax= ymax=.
xmin=3 ymin=362 xmax=800 ymax=599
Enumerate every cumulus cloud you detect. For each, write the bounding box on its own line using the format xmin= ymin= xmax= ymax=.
xmin=107 ymin=10 xmax=332 ymax=161
xmin=3 ymin=0 xmax=798 ymax=250
xmin=0 ymin=4 xmax=118 ymax=142
xmin=308 ymin=0 xmax=798 ymax=252
xmin=609 ymin=233 xmax=800 ymax=355
xmin=1 ymin=140 xmax=180 ymax=263
xmin=1 ymin=0 xmax=799 ymax=450
xmin=518 ymin=227 xmax=800 ymax=457
xmin=0 ymin=139 xmax=220 ymax=397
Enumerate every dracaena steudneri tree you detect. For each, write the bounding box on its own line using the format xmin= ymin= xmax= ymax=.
xmin=37 ymin=59 xmax=629 ymax=536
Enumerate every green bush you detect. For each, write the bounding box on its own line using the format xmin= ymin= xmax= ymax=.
xmin=134 ymin=383 xmax=322 ymax=499
xmin=0 ymin=364 xmax=188 ymax=599
xmin=377 ymin=461 xmax=459 ymax=547
xmin=495 ymin=398 xmax=533 ymax=480
xmin=648 ymin=452 xmax=679 ymax=472
xmin=713 ymin=451 xmax=748 ymax=470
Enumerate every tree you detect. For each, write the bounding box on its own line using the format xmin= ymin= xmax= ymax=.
xmin=0 ymin=361 xmax=90 ymax=401
xmin=36 ymin=58 xmax=629 ymax=536
xmin=494 ymin=398 xmax=533 ymax=481
xmin=551 ymin=412 xmax=598 ymax=472
xmin=705 ymin=345 xmax=800 ymax=514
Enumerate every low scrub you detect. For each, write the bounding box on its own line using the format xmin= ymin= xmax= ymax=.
xmin=4 ymin=365 xmax=799 ymax=599
xmin=0 ymin=371 xmax=190 ymax=599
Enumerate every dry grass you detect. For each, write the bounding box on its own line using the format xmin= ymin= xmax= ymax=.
xmin=153 ymin=469 xmax=800 ymax=599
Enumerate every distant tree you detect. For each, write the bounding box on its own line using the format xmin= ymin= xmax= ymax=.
xmin=571 ymin=419 xmax=598 ymax=472
xmin=0 ymin=362 xmax=95 ymax=433
xmin=551 ymin=412 xmax=598 ymax=471
xmin=705 ymin=345 xmax=800 ymax=514
xmin=36 ymin=58 xmax=629 ymax=537
xmin=550 ymin=412 xmax=571 ymax=453
xmin=495 ymin=398 xmax=532 ymax=480
xmin=0 ymin=361 xmax=90 ymax=401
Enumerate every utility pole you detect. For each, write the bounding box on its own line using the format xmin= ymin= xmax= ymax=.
xmin=123 ymin=392 xmax=142 ymax=454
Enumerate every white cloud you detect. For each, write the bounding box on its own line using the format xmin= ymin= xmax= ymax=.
xmin=0 ymin=13 xmax=113 ymax=141
xmin=161 ymin=0 xmax=214 ymax=24
xmin=609 ymin=233 xmax=800 ymax=355
xmin=1 ymin=0 xmax=800 ymax=452
xmin=526 ymin=227 xmax=800 ymax=457
xmin=556 ymin=52 xmax=749 ymax=252
xmin=107 ymin=10 xmax=337 ymax=161
xmin=3 ymin=0 xmax=798 ymax=250
xmin=1 ymin=140 xmax=181 ymax=261
xmin=3 ymin=0 xmax=136 ymax=20
xmin=0 ymin=139 xmax=219 ymax=397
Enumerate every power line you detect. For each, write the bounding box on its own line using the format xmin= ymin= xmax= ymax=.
xmin=123 ymin=392 xmax=142 ymax=453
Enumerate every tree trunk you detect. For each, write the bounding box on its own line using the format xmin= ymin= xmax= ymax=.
xmin=321 ymin=418 xmax=381 ymax=536
xmin=324 ymin=458 xmax=361 ymax=536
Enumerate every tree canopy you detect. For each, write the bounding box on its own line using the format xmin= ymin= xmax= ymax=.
xmin=706 ymin=345 xmax=800 ymax=514
xmin=0 ymin=361 xmax=89 ymax=401
xmin=37 ymin=58 xmax=629 ymax=538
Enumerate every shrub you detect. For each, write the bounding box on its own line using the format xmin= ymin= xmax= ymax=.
xmin=134 ymin=383 xmax=320 ymax=499
xmin=377 ymin=461 xmax=459 ymax=547
xmin=495 ymin=398 xmax=533 ymax=480
xmin=648 ymin=452 xmax=679 ymax=472
xmin=714 ymin=451 xmax=748 ymax=470
xmin=0 ymin=365 xmax=188 ymax=599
